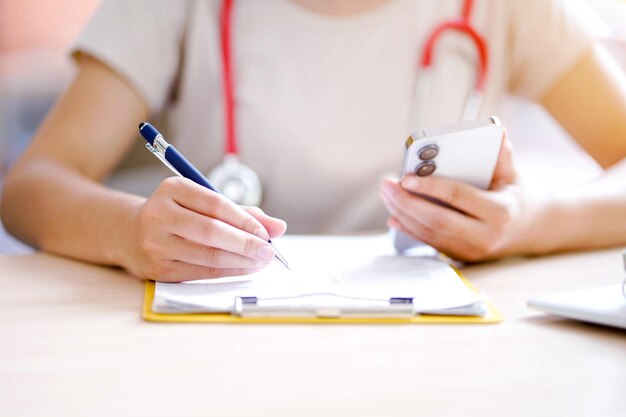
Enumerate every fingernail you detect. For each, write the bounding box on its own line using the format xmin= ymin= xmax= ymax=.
xmin=253 ymin=227 xmax=270 ymax=241
xmin=402 ymin=177 xmax=418 ymax=189
xmin=257 ymin=245 xmax=275 ymax=261
xmin=381 ymin=182 xmax=393 ymax=197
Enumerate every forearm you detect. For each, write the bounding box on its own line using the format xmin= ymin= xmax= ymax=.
xmin=1 ymin=158 xmax=145 ymax=267
xmin=525 ymin=158 xmax=626 ymax=254
xmin=534 ymin=46 xmax=626 ymax=254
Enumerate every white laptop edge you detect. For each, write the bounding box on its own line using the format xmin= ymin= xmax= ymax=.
xmin=527 ymin=284 xmax=626 ymax=330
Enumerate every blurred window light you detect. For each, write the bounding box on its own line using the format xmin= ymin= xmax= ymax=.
xmin=0 ymin=0 xmax=100 ymax=176
xmin=0 ymin=0 xmax=100 ymax=52
xmin=587 ymin=0 xmax=626 ymax=68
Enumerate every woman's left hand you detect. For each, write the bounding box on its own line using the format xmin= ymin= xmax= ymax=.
xmin=380 ymin=134 xmax=538 ymax=262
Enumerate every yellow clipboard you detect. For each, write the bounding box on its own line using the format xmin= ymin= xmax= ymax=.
xmin=142 ymin=270 xmax=502 ymax=324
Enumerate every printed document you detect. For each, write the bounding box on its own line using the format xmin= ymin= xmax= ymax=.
xmin=153 ymin=234 xmax=485 ymax=316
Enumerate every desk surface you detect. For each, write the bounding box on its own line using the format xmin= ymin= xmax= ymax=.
xmin=1 ymin=248 xmax=625 ymax=417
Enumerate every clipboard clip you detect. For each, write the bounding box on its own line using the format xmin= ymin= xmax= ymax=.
xmin=234 ymin=294 xmax=415 ymax=319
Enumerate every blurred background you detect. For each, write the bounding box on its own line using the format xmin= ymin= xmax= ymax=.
xmin=0 ymin=0 xmax=99 ymax=253
xmin=0 ymin=0 xmax=625 ymax=254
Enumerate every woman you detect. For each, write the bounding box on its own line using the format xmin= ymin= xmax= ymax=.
xmin=2 ymin=0 xmax=626 ymax=282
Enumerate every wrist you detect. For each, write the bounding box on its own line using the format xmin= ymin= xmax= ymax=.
xmin=514 ymin=193 xmax=583 ymax=256
xmin=499 ymin=191 xmax=563 ymax=257
xmin=101 ymin=193 xmax=145 ymax=269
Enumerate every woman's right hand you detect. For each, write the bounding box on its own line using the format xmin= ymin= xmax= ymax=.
xmin=123 ymin=177 xmax=287 ymax=282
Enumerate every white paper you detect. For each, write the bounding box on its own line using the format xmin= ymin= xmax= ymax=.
xmin=153 ymin=234 xmax=482 ymax=315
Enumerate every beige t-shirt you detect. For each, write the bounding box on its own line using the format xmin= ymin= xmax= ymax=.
xmin=73 ymin=0 xmax=603 ymax=233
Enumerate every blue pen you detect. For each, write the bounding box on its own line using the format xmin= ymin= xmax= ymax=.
xmin=138 ymin=122 xmax=290 ymax=270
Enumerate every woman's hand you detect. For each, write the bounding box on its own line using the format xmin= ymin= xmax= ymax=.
xmin=123 ymin=177 xmax=287 ymax=282
xmin=380 ymin=134 xmax=539 ymax=262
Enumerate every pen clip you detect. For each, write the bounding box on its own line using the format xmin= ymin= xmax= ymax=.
xmin=145 ymin=143 xmax=183 ymax=178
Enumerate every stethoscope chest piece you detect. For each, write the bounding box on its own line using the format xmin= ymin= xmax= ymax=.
xmin=207 ymin=154 xmax=263 ymax=207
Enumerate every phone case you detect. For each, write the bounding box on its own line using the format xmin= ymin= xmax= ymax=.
xmin=393 ymin=116 xmax=504 ymax=252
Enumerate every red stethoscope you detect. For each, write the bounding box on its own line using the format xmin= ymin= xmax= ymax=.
xmin=207 ymin=0 xmax=488 ymax=207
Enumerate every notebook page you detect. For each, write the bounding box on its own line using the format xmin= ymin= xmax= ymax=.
xmin=153 ymin=234 xmax=478 ymax=313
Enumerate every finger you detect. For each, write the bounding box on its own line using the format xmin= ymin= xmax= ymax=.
xmin=385 ymin=200 xmax=485 ymax=262
xmin=387 ymin=216 xmax=477 ymax=260
xmin=166 ymin=205 xmax=276 ymax=262
xmin=490 ymin=129 xmax=517 ymax=190
xmin=392 ymin=175 xmax=499 ymax=220
xmin=381 ymin=186 xmax=506 ymax=262
xmin=244 ymin=206 xmax=288 ymax=239
xmin=165 ymin=235 xmax=272 ymax=269
xmin=162 ymin=177 xmax=271 ymax=240
xmin=380 ymin=180 xmax=481 ymax=245
xmin=154 ymin=261 xmax=265 ymax=283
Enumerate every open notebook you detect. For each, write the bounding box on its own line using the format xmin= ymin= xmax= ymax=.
xmin=150 ymin=234 xmax=498 ymax=321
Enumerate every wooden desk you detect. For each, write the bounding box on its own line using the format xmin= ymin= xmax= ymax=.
xmin=1 ymin=248 xmax=625 ymax=417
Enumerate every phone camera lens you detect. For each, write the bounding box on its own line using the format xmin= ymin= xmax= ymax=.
xmin=415 ymin=161 xmax=436 ymax=177
xmin=418 ymin=144 xmax=439 ymax=161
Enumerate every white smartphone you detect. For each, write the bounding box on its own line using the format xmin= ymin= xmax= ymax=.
xmin=393 ymin=116 xmax=504 ymax=252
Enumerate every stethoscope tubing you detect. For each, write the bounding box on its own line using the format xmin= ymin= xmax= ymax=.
xmin=221 ymin=0 xmax=237 ymax=156
xmin=215 ymin=0 xmax=489 ymax=205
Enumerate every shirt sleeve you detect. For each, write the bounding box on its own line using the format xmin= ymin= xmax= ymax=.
xmin=507 ymin=0 xmax=608 ymax=101
xmin=70 ymin=0 xmax=190 ymax=114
